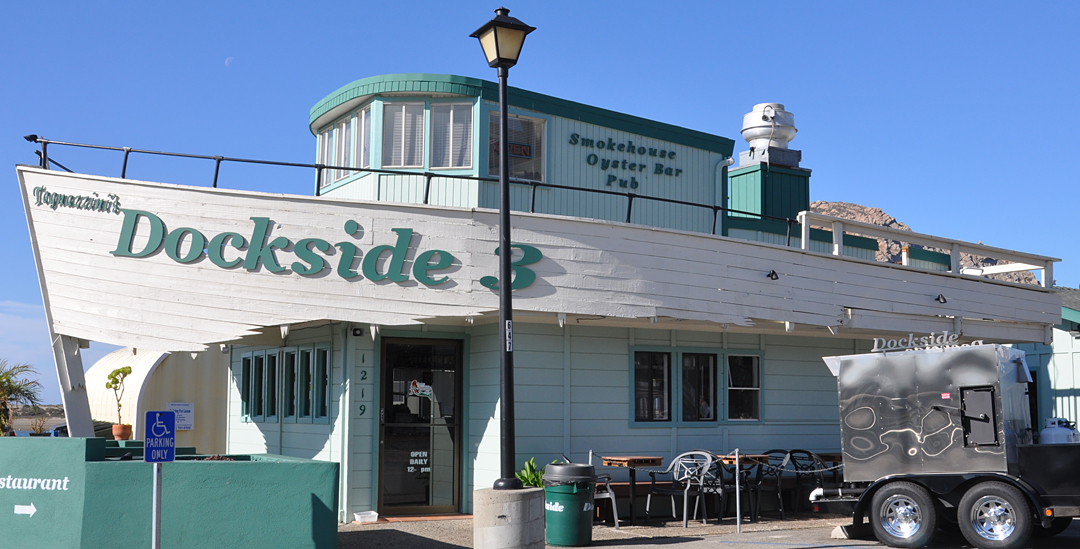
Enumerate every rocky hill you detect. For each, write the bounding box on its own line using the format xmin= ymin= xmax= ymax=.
xmin=809 ymin=201 xmax=1039 ymax=285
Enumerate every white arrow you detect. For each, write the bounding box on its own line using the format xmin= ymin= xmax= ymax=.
xmin=14 ymin=503 xmax=36 ymax=517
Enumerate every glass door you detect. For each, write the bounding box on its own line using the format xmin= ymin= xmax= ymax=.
xmin=378 ymin=338 xmax=462 ymax=515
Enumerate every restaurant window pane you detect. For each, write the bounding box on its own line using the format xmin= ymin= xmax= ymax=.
xmin=383 ymin=103 xmax=425 ymax=168
xmin=727 ymin=355 xmax=760 ymax=420
xmin=265 ymin=353 xmax=278 ymax=418
xmin=299 ymin=349 xmax=313 ymax=418
xmin=488 ymin=114 xmax=544 ymax=181
xmin=252 ymin=354 xmax=264 ymax=418
xmin=360 ymin=107 xmax=371 ymax=169
xmin=283 ymin=350 xmax=297 ymax=418
xmin=682 ymin=353 xmax=716 ymax=421
xmin=240 ymin=356 xmax=251 ymax=418
xmin=431 ymin=103 xmax=472 ymax=169
xmin=315 ymin=348 xmax=330 ymax=419
xmin=634 ymin=351 xmax=670 ymax=421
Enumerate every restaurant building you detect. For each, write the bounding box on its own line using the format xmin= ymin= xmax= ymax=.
xmin=18 ymin=74 xmax=1061 ymax=522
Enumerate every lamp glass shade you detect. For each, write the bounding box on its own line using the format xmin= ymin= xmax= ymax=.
xmin=477 ymin=27 xmax=499 ymax=66
xmin=494 ymin=27 xmax=526 ymax=66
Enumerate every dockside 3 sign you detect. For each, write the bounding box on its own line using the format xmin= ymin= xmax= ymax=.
xmin=29 ymin=186 xmax=544 ymax=290
xmin=105 ymin=209 xmax=542 ymax=289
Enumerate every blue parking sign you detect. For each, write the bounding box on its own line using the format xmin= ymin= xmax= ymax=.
xmin=144 ymin=411 xmax=176 ymax=463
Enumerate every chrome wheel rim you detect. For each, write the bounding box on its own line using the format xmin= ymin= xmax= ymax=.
xmin=880 ymin=494 xmax=923 ymax=539
xmin=970 ymin=495 xmax=1015 ymax=540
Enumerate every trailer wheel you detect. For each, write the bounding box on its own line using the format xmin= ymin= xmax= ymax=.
xmin=957 ymin=482 xmax=1032 ymax=549
xmin=1033 ymin=516 xmax=1072 ymax=538
xmin=870 ymin=482 xmax=937 ymax=548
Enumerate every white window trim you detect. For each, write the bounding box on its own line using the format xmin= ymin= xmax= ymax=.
xmin=383 ymin=102 xmax=426 ymax=169
xmin=430 ymin=102 xmax=473 ymax=170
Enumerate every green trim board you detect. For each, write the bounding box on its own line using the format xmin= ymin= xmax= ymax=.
xmin=1062 ymin=306 xmax=1080 ymax=325
xmin=723 ymin=216 xmax=879 ymax=251
xmin=310 ymin=74 xmax=735 ymax=155
xmin=906 ymin=246 xmax=951 ymax=266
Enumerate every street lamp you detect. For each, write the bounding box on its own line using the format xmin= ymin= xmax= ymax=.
xmin=471 ymin=7 xmax=535 ymax=491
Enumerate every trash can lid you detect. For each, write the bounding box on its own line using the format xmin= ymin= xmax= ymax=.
xmin=544 ymin=463 xmax=595 ymax=483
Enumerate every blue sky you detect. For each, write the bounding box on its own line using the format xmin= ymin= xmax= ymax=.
xmin=3 ymin=1 xmax=1078 ymax=404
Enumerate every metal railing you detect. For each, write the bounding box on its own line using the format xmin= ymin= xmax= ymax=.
xmin=22 ymin=135 xmax=798 ymax=239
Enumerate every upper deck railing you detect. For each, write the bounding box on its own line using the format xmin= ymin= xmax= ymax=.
xmin=22 ymin=135 xmax=1057 ymax=288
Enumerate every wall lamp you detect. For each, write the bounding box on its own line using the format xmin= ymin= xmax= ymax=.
xmin=935 ymin=294 xmax=948 ymax=304
xmin=767 ymin=270 xmax=780 ymax=280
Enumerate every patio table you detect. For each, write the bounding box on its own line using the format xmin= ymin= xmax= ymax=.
xmin=601 ymin=455 xmax=663 ymax=526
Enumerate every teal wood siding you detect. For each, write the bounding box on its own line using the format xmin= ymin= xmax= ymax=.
xmin=1015 ymin=321 xmax=1080 ymax=428
xmin=465 ymin=324 xmax=857 ymax=489
xmin=726 ymin=225 xmax=879 ymax=262
xmin=497 ymin=114 xmax=724 ymax=233
xmin=728 ymin=164 xmax=810 ymax=221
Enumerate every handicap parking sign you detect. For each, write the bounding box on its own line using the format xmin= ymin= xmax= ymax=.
xmin=144 ymin=411 xmax=176 ymax=463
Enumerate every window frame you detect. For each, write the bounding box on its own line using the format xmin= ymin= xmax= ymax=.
xmin=487 ymin=111 xmax=547 ymax=183
xmin=725 ymin=354 xmax=762 ymax=422
xmin=316 ymin=104 xmax=372 ymax=189
xmin=382 ymin=101 xmax=426 ymax=169
xmin=628 ymin=347 xmax=763 ymax=427
xmin=429 ymin=102 xmax=473 ymax=170
xmin=239 ymin=349 xmax=279 ymax=423
xmin=236 ymin=343 xmax=332 ymax=425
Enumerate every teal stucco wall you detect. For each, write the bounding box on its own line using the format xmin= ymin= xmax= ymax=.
xmin=0 ymin=437 xmax=338 ymax=549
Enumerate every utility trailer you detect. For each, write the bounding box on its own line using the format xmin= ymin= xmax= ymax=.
xmin=813 ymin=344 xmax=1080 ymax=549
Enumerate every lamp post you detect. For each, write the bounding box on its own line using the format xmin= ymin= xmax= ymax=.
xmin=471 ymin=7 xmax=535 ymax=491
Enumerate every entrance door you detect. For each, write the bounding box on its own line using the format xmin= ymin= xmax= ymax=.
xmin=378 ymin=338 xmax=462 ymax=515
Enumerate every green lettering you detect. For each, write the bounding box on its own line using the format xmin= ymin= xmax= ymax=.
xmin=164 ymin=228 xmax=207 ymax=263
xmin=335 ymin=242 xmax=362 ymax=279
xmin=413 ymin=249 xmax=454 ymax=285
xmin=654 ymin=163 xmax=665 ymax=175
xmin=568 ymin=133 xmax=579 ymax=145
xmin=606 ymin=175 xmax=617 ymax=186
xmin=111 ymin=209 xmax=165 ymax=258
xmin=208 ymin=232 xmax=247 ymax=268
xmin=243 ymin=217 xmax=290 ymax=273
xmin=479 ymin=244 xmax=543 ymax=290
xmin=292 ymin=238 xmax=331 ymax=275
xmin=361 ymin=228 xmax=413 ymax=282
xmin=581 ymin=138 xmax=595 ymax=148
xmin=667 ymin=151 xmax=676 ymax=160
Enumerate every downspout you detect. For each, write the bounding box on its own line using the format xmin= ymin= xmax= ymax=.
xmin=338 ymin=323 xmax=352 ymax=523
xmin=715 ymin=156 xmax=734 ymax=236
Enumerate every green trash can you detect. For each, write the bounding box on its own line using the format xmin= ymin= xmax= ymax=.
xmin=543 ymin=463 xmax=596 ymax=546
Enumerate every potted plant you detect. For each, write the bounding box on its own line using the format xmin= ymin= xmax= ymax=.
xmin=28 ymin=406 xmax=51 ymax=436
xmin=105 ymin=366 xmax=132 ymax=440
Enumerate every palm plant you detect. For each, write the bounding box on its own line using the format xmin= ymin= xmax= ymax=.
xmin=0 ymin=359 xmax=42 ymax=435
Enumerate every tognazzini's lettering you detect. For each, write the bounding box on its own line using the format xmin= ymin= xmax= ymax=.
xmin=0 ymin=475 xmax=70 ymax=491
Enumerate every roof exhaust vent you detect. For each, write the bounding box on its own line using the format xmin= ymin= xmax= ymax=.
xmin=738 ymin=103 xmax=801 ymax=168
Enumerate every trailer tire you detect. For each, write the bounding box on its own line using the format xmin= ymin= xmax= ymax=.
xmin=870 ymin=482 xmax=937 ymax=548
xmin=1033 ymin=516 xmax=1072 ymax=538
xmin=957 ymin=482 xmax=1032 ymax=549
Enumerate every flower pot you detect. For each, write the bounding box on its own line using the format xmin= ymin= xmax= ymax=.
xmin=112 ymin=424 xmax=132 ymax=441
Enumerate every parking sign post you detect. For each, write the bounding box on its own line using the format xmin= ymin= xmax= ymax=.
xmin=145 ymin=411 xmax=175 ymax=549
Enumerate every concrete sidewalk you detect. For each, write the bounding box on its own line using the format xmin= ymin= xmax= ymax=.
xmin=339 ymin=513 xmax=1080 ymax=548
xmin=338 ymin=513 xmax=855 ymax=549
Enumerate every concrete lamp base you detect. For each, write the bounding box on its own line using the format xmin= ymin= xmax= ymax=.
xmin=473 ymin=487 xmax=545 ymax=549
